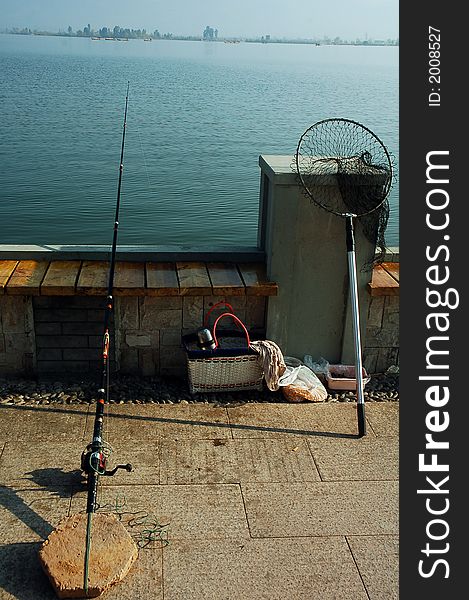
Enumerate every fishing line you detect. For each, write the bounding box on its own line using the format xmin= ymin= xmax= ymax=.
xmin=133 ymin=115 xmax=154 ymax=196
xmin=94 ymin=492 xmax=170 ymax=549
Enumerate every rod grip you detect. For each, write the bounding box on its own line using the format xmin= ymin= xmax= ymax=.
xmin=357 ymin=403 xmax=366 ymax=437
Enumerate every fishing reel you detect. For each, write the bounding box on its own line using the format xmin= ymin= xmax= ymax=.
xmin=81 ymin=443 xmax=133 ymax=477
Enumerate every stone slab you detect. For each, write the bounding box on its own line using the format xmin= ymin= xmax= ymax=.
xmin=308 ymin=436 xmax=399 ymax=481
xmin=0 ymin=487 xmax=72 ymax=544
xmin=0 ymin=403 xmax=399 ymax=600
xmin=227 ymin=403 xmax=371 ymax=438
xmin=91 ymin=440 xmax=159 ymax=487
xmin=0 ymin=296 xmax=30 ymax=333
xmin=163 ymin=538 xmax=368 ymax=600
xmin=101 ymin=548 xmax=163 ymax=600
xmin=347 ymin=535 xmax=399 ymax=600
xmin=0 ymin=544 xmax=160 ymax=600
xmin=242 ymin=480 xmax=398 ymax=537
xmin=0 ymin=404 xmax=89 ymax=442
xmin=39 ymin=513 xmax=138 ymax=598
xmin=0 ymin=441 xmax=84 ymax=489
xmin=70 ymin=484 xmax=250 ymax=541
xmin=89 ymin=404 xmax=232 ymax=441
xmin=159 ymin=438 xmax=320 ymax=484
xmin=0 ymin=542 xmax=58 ymax=600
xmin=366 ymin=403 xmax=399 ymax=436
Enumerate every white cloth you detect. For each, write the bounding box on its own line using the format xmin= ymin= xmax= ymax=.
xmin=249 ymin=340 xmax=286 ymax=391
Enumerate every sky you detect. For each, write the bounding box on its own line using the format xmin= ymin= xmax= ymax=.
xmin=0 ymin=0 xmax=398 ymax=40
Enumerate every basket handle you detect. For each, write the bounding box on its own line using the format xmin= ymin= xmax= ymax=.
xmin=212 ymin=313 xmax=251 ymax=348
xmin=204 ymin=301 xmax=235 ymax=327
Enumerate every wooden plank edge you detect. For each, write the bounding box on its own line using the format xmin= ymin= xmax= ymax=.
xmin=5 ymin=261 xmax=50 ymax=296
xmin=367 ymin=282 xmax=400 ymax=297
xmin=0 ymin=260 xmax=19 ymax=294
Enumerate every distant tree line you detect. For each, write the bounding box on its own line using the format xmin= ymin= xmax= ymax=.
xmin=76 ymin=24 xmax=158 ymax=39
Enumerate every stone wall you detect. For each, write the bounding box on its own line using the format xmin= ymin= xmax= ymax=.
xmin=116 ymin=295 xmax=266 ymax=378
xmin=1 ymin=288 xmax=399 ymax=377
xmin=0 ymin=294 xmax=266 ymax=378
xmin=32 ymin=297 xmax=115 ymax=374
xmin=363 ymin=295 xmax=399 ymax=374
xmin=362 ymin=249 xmax=399 ymax=374
xmin=0 ymin=296 xmax=36 ymax=375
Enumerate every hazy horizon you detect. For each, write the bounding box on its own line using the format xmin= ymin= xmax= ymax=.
xmin=1 ymin=0 xmax=398 ymax=40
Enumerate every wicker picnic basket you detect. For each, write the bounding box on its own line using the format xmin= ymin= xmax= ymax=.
xmin=182 ymin=311 xmax=264 ymax=394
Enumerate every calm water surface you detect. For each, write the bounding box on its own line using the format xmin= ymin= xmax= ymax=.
xmin=0 ymin=35 xmax=398 ymax=246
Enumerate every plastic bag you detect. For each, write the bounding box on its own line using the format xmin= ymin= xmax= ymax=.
xmin=284 ymin=356 xmax=303 ymax=368
xmin=279 ymin=365 xmax=328 ymax=403
xmin=303 ymin=355 xmax=330 ymax=384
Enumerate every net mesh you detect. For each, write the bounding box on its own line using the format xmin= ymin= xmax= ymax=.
xmin=295 ymin=119 xmax=393 ymax=265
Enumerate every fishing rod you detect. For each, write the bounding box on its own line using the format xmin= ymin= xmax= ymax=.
xmin=80 ymin=82 xmax=133 ymax=596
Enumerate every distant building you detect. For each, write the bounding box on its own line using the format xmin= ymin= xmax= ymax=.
xmin=203 ymin=26 xmax=218 ymax=41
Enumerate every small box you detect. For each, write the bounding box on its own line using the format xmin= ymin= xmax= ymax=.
xmin=326 ymin=365 xmax=370 ymax=391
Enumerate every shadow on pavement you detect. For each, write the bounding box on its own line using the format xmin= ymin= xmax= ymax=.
xmin=0 ymin=403 xmax=358 ymax=439
xmin=0 ymin=542 xmax=56 ymax=600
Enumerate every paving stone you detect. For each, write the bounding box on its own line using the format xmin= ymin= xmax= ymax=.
xmin=0 ymin=405 xmax=89 ymax=442
xmin=88 ymin=440 xmax=159 ymax=487
xmin=0 ymin=487 xmax=72 ymax=544
xmin=242 ymin=480 xmax=398 ymax=537
xmin=70 ymin=484 xmax=250 ymax=541
xmin=0 ymin=441 xmax=84 ymax=489
xmin=160 ymin=438 xmax=320 ymax=484
xmin=308 ymin=436 xmax=399 ymax=481
xmin=92 ymin=404 xmax=231 ymax=441
xmin=228 ymin=403 xmax=369 ymax=438
xmin=0 ymin=542 xmax=58 ymax=600
xmin=347 ymin=535 xmax=399 ymax=600
xmin=163 ymin=538 xmax=368 ymax=600
xmin=0 ymin=402 xmax=399 ymax=600
xmin=39 ymin=513 xmax=138 ymax=599
xmin=102 ymin=548 xmax=163 ymax=600
xmin=366 ymin=403 xmax=399 ymax=436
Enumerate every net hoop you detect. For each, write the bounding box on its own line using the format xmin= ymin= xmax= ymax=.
xmin=295 ymin=118 xmax=393 ymax=219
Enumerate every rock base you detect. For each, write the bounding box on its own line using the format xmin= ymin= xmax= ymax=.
xmin=39 ymin=512 xmax=138 ymax=599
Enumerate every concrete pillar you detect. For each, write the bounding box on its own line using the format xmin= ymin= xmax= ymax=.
xmin=260 ymin=155 xmax=375 ymax=364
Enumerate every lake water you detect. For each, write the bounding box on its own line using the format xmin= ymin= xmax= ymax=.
xmin=0 ymin=34 xmax=398 ymax=247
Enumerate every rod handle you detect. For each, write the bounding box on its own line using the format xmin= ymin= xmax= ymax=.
xmin=357 ymin=403 xmax=366 ymax=437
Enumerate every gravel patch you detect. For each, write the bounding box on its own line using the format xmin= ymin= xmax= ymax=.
xmin=0 ymin=372 xmax=398 ymax=407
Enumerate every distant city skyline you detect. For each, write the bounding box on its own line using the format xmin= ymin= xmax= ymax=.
xmin=0 ymin=0 xmax=398 ymax=41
